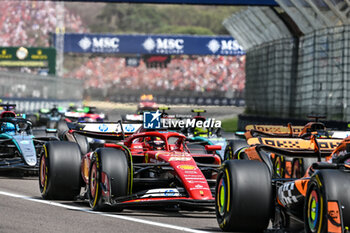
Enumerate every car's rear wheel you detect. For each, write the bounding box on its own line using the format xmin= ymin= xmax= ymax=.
xmin=89 ymin=160 xmax=106 ymax=210
xmin=57 ymin=120 xmax=68 ymax=133
xmin=224 ymin=139 xmax=248 ymax=161
xmin=292 ymin=158 xmax=318 ymax=178
xmin=39 ymin=141 xmax=81 ymax=200
xmin=292 ymin=158 xmax=303 ymax=178
xmin=304 ymin=176 xmax=326 ymax=233
xmin=216 ymin=160 xmax=272 ymax=232
xmin=74 ymin=133 xmax=90 ymax=155
xmin=304 ymin=170 xmax=350 ymax=232
xmin=274 ymin=155 xmax=285 ymax=178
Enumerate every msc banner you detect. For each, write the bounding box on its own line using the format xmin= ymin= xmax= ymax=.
xmin=58 ymin=33 xmax=245 ymax=56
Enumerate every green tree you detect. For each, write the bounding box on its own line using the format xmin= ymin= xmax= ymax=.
xmin=154 ymin=25 xmax=214 ymax=35
xmin=85 ymin=3 xmax=243 ymax=35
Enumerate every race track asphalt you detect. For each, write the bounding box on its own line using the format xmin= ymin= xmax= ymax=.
xmin=0 ymin=105 xmax=302 ymax=233
xmin=0 ymin=176 xmax=220 ymax=233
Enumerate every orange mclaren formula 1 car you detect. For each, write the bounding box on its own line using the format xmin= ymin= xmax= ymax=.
xmin=39 ymin=122 xmax=221 ymax=210
xmin=245 ymin=135 xmax=342 ymax=179
xmin=237 ymin=120 xmax=348 ymax=179
xmin=244 ymin=117 xmax=350 ymax=140
xmin=215 ymin=135 xmax=350 ymax=232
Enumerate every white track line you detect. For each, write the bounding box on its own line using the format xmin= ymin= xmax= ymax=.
xmin=0 ymin=190 xmax=212 ymax=233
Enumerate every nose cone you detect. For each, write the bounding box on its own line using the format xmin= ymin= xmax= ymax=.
xmin=13 ymin=136 xmax=37 ymax=167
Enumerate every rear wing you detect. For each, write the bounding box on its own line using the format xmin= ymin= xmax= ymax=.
xmin=67 ymin=121 xmax=141 ymax=140
xmin=245 ymin=124 xmax=303 ymax=135
xmin=191 ymin=109 xmax=206 ymax=116
xmin=123 ymin=114 xmax=143 ymax=122
xmin=64 ymin=111 xmax=85 ymax=119
xmin=0 ymin=104 xmax=16 ymax=111
xmin=244 ymin=137 xmax=342 ymax=164
xmin=253 ymin=144 xmax=321 ymax=159
xmin=159 ymin=106 xmax=170 ymax=117
xmin=329 ymin=131 xmax=350 ymax=139
xmin=247 ymin=137 xmax=342 ymax=154
xmin=83 ymin=106 xmax=97 ymax=113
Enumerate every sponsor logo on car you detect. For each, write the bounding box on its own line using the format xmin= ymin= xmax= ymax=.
xmin=177 ymin=164 xmax=196 ymax=170
xmin=140 ymin=188 xmax=180 ymax=198
xmin=164 ymin=189 xmax=176 ymax=196
xmin=98 ymin=124 xmax=108 ymax=132
xmin=125 ymin=124 xmax=135 ymax=132
xmin=169 ymin=156 xmax=192 ymax=161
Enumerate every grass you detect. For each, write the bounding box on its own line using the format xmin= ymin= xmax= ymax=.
xmin=221 ymin=117 xmax=238 ymax=132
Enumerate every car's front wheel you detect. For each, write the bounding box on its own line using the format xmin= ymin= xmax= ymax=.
xmin=216 ymin=160 xmax=272 ymax=232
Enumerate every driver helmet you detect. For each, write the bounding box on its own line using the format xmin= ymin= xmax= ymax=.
xmin=144 ymin=136 xmax=165 ymax=150
xmin=1 ymin=122 xmax=16 ymax=135
xmin=17 ymin=121 xmax=28 ymax=132
xmin=329 ymin=137 xmax=350 ymax=165
xmin=193 ymin=116 xmax=209 ymax=137
xmin=51 ymin=105 xmax=59 ymax=115
xmin=298 ymin=122 xmax=327 ymax=138
xmin=68 ymin=103 xmax=76 ymax=112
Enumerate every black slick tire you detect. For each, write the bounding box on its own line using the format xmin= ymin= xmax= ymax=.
xmin=215 ymin=160 xmax=272 ymax=232
xmin=88 ymin=148 xmax=130 ymax=211
xmin=39 ymin=141 xmax=81 ymax=200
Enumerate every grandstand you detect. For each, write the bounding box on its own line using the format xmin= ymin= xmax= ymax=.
xmin=0 ymin=1 xmax=245 ymax=102
xmin=0 ymin=1 xmax=87 ymax=47
xmin=69 ymin=56 xmax=245 ymax=94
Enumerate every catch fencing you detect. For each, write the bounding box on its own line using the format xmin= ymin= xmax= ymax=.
xmin=245 ymin=38 xmax=296 ymax=118
xmin=245 ymin=25 xmax=350 ymax=121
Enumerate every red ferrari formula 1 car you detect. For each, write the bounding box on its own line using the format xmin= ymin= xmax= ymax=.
xmin=215 ymin=135 xmax=350 ymax=232
xmin=39 ymin=122 xmax=221 ymax=210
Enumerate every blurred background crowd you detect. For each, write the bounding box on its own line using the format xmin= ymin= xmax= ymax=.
xmin=70 ymin=56 xmax=245 ymax=93
xmin=0 ymin=1 xmax=245 ymax=95
xmin=0 ymin=1 xmax=87 ymax=47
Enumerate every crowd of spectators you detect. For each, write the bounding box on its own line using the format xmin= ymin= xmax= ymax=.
xmin=0 ymin=1 xmax=245 ymax=94
xmin=70 ymin=55 xmax=245 ymax=93
xmin=0 ymin=1 xmax=87 ymax=47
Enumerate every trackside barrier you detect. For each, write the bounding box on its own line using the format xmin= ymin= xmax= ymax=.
xmin=110 ymin=95 xmax=245 ymax=106
xmin=0 ymin=71 xmax=83 ymax=100
xmin=85 ymin=88 xmax=245 ymax=106
xmin=0 ymin=98 xmax=81 ymax=113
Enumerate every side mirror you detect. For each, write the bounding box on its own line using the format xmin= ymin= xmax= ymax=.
xmin=205 ymin=145 xmax=221 ymax=151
